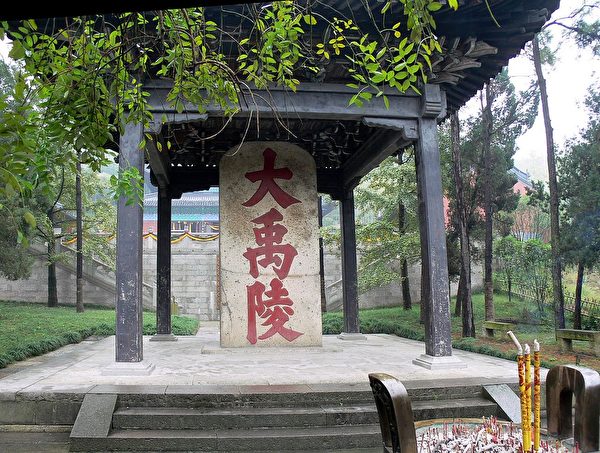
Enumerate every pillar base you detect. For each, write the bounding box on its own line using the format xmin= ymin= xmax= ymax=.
xmin=101 ymin=361 xmax=156 ymax=376
xmin=412 ymin=354 xmax=466 ymax=370
xmin=149 ymin=333 xmax=178 ymax=342
xmin=337 ymin=332 xmax=367 ymax=341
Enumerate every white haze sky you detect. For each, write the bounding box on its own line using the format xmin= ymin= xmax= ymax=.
xmin=458 ymin=0 xmax=599 ymax=182
xmin=1 ymin=0 xmax=598 ymax=183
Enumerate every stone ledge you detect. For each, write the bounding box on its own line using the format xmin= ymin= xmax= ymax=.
xmin=412 ymin=354 xmax=467 ymax=370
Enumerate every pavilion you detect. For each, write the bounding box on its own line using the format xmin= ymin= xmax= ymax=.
xmin=3 ymin=0 xmax=560 ymax=368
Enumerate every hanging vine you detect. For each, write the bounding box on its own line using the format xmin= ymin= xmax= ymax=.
xmin=0 ymin=0 xmax=458 ymax=209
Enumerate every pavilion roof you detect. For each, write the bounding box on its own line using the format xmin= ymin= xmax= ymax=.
xmin=3 ymin=0 xmax=559 ymax=111
xmin=2 ymin=0 xmax=559 ymax=196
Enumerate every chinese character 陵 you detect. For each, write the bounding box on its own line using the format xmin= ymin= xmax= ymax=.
xmin=246 ymin=278 xmax=303 ymax=344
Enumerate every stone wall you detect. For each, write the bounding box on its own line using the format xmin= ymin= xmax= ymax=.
xmin=143 ymin=235 xmax=219 ymax=320
xmin=323 ymin=248 xmax=484 ymax=311
xmin=0 ymin=241 xmax=154 ymax=309
xmin=0 ymin=237 xmax=483 ymax=321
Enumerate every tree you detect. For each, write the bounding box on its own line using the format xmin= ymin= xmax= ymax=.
xmin=494 ymin=235 xmax=522 ymax=304
xmin=545 ymin=2 xmax=600 ymax=56
xmin=532 ymin=34 xmax=565 ymax=329
xmin=558 ymin=87 xmax=600 ymax=329
xmin=511 ymin=196 xmax=550 ymax=242
xmin=29 ymin=162 xmax=116 ymax=308
xmin=481 ymin=84 xmax=495 ymax=322
xmin=0 ymin=59 xmax=37 ymax=280
xmin=521 ymin=239 xmax=552 ymax=316
xmin=75 ymin=153 xmax=83 ymax=313
xmin=528 ymin=2 xmax=600 ymax=329
xmin=449 ymin=112 xmax=474 ymax=336
xmin=0 ymin=1 xmax=457 ymax=208
xmin=442 ymin=69 xmax=536 ymax=327
xmin=0 ymin=195 xmax=34 ymax=280
xmin=354 ymin=155 xmax=420 ymax=301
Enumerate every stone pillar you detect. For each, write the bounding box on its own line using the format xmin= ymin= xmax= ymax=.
xmin=115 ymin=122 xmax=145 ymax=362
xmin=412 ymin=85 xmax=463 ymax=369
xmin=219 ymin=142 xmax=322 ymax=347
xmin=151 ymin=185 xmax=176 ymax=341
xmin=339 ymin=187 xmax=364 ymax=339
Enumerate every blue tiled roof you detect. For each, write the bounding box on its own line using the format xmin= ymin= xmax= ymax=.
xmin=509 ymin=167 xmax=532 ymax=188
xmin=145 ymin=214 xmax=219 ymax=221
xmin=144 ymin=190 xmax=219 ymax=207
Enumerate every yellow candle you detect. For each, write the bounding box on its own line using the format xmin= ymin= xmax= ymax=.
xmin=533 ymin=340 xmax=541 ymax=451
xmin=508 ymin=331 xmax=527 ymax=452
xmin=524 ymin=344 xmax=532 ymax=452
xmin=517 ymin=353 xmax=528 ymax=451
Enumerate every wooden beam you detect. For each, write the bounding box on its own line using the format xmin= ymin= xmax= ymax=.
xmin=145 ymin=139 xmax=171 ymax=188
xmin=342 ymin=118 xmax=418 ymax=189
xmin=0 ymin=1 xmax=265 ymax=20
xmin=146 ymin=82 xmax=422 ymax=121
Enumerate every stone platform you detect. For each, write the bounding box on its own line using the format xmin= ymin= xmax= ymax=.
xmin=0 ymin=321 xmax=537 ymax=393
xmin=0 ymin=322 xmax=548 ymax=452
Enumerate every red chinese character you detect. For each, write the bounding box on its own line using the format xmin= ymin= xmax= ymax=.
xmin=243 ymin=208 xmax=298 ymax=280
xmin=242 ymin=148 xmax=301 ymax=209
xmin=246 ymin=278 xmax=303 ymax=344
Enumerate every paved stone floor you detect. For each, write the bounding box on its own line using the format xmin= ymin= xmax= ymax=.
xmin=0 ymin=322 xmax=551 ymax=452
xmin=0 ymin=321 xmax=542 ymax=395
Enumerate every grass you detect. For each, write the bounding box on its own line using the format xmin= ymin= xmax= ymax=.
xmin=323 ymin=291 xmax=600 ymax=372
xmin=0 ymin=300 xmax=199 ymax=369
xmin=563 ymin=267 xmax=600 ymax=301
xmin=2 ymin=294 xmax=598 ymax=373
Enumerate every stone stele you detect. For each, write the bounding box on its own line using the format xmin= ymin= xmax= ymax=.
xmin=219 ymin=142 xmax=322 ymax=347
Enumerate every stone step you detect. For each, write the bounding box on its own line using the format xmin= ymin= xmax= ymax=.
xmin=113 ymin=404 xmax=378 ymax=430
xmin=116 ymin=382 xmax=504 ymax=409
xmin=412 ymin=397 xmax=500 ymax=420
xmin=71 ymin=425 xmax=382 ymax=452
xmin=113 ymin=396 xmax=498 ymax=431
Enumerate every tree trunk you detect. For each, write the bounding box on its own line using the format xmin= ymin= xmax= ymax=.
xmin=455 ymin=270 xmax=463 ymax=317
xmin=574 ymin=261 xmax=584 ymax=330
xmin=400 ymin=259 xmax=412 ymax=310
xmin=450 ymin=112 xmax=474 ymax=336
xmin=482 ymin=86 xmax=495 ymax=322
xmin=398 ymin=200 xmax=412 ymax=310
xmin=75 ymin=156 xmax=84 ymax=313
xmin=47 ymin=211 xmax=58 ymax=308
xmin=532 ymin=34 xmax=565 ymax=329
xmin=318 ymin=196 xmax=327 ymax=313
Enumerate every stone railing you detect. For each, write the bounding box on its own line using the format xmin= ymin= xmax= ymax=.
xmin=31 ymin=240 xmax=155 ymax=309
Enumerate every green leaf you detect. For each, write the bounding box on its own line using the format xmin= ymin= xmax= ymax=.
xmin=427 ymin=2 xmax=443 ymax=12
xmin=303 ymin=14 xmax=317 ymax=26
xmin=383 ymin=95 xmax=390 ymax=110
xmin=23 ymin=211 xmax=36 ymax=229
xmin=448 ymin=0 xmax=459 ymax=10
xmin=9 ymin=40 xmax=25 ymax=60
xmin=371 ymin=72 xmax=386 ymax=84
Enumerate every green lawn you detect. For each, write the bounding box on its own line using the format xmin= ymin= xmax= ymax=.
xmin=0 ymin=300 xmax=199 ymax=368
xmin=323 ymin=291 xmax=600 ymax=371
xmin=2 ymin=295 xmax=597 ymax=372
xmin=563 ymin=267 xmax=600 ymax=301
